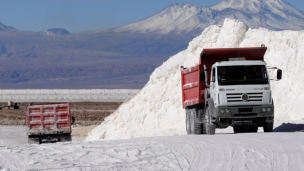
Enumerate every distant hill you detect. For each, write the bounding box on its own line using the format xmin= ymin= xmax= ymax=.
xmin=0 ymin=0 xmax=304 ymax=88
xmin=0 ymin=22 xmax=17 ymax=32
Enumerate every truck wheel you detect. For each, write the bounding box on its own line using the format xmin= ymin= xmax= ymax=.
xmin=204 ymin=107 xmax=215 ymax=135
xmin=185 ymin=109 xmax=191 ymax=135
xmin=199 ymin=110 xmax=207 ymax=134
xmin=189 ymin=108 xmax=201 ymax=135
xmin=263 ymin=122 xmax=274 ymax=132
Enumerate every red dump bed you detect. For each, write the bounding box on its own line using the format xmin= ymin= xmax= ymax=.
xmin=26 ymin=103 xmax=72 ymax=135
xmin=181 ymin=47 xmax=267 ymax=108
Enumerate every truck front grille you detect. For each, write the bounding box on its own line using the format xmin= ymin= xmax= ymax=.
xmin=227 ymin=92 xmax=263 ymax=102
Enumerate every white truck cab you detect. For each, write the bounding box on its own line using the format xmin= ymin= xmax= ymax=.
xmin=206 ymin=60 xmax=278 ymax=133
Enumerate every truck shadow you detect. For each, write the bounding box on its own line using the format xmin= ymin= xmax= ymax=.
xmin=273 ymin=123 xmax=304 ymax=132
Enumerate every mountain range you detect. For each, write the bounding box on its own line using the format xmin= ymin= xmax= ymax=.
xmin=0 ymin=0 xmax=304 ymax=88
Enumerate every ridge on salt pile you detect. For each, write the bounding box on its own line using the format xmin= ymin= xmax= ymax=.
xmin=86 ymin=18 xmax=304 ymax=141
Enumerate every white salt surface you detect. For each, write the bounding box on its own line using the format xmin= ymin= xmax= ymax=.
xmin=2 ymin=132 xmax=304 ymax=170
xmin=86 ymin=18 xmax=304 ymax=141
xmin=0 ymin=126 xmax=27 ymax=146
xmin=0 ymin=89 xmax=139 ymax=102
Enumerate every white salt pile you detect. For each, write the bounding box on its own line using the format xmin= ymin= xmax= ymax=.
xmin=86 ymin=18 xmax=304 ymax=141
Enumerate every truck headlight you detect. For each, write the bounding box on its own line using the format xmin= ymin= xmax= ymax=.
xmin=262 ymin=108 xmax=266 ymax=112
xmin=267 ymin=108 xmax=271 ymax=112
xmin=225 ymin=109 xmax=230 ymax=113
xmin=221 ymin=109 xmax=225 ymax=113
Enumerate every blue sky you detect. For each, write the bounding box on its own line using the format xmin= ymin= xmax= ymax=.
xmin=0 ymin=0 xmax=303 ymax=33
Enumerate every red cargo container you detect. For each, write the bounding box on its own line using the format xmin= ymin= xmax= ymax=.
xmin=26 ymin=102 xmax=74 ymax=144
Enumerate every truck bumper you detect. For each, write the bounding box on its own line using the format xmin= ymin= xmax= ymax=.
xmin=214 ymin=105 xmax=274 ymax=119
xmin=28 ymin=130 xmax=71 ymax=135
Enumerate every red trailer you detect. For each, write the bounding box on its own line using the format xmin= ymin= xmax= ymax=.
xmin=26 ymin=102 xmax=75 ymax=144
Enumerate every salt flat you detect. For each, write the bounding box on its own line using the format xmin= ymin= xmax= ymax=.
xmin=0 ymin=126 xmax=27 ymax=146
xmin=0 ymin=132 xmax=304 ymax=171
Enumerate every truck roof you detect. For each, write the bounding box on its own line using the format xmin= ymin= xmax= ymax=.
xmin=214 ymin=60 xmax=266 ymax=66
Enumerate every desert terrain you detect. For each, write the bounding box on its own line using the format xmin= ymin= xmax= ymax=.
xmin=0 ymin=101 xmax=121 ymax=126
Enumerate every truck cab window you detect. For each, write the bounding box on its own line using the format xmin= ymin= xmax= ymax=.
xmin=217 ymin=65 xmax=268 ymax=85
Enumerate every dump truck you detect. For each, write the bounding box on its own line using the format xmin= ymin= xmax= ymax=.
xmin=181 ymin=46 xmax=282 ymax=135
xmin=26 ymin=102 xmax=75 ymax=144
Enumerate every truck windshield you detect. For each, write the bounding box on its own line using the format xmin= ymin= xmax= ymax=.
xmin=217 ymin=65 xmax=268 ymax=85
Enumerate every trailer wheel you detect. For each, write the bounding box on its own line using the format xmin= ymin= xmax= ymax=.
xmin=185 ymin=109 xmax=191 ymax=135
xmin=204 ymin=107 xmax=215 ymax=135
xmin=263 ymin=122 xmax=273 ymax=132
xmin=189 ymin=108 xmax=201 ymax=135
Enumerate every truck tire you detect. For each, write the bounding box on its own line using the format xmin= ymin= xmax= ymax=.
xmin=199 ymin=110 xmax=207 ymax=134
xmin=185 ymin=109 xmax=191 ymax=135
xmin=263 ymin=122 xmax=273 ymax=132
xmin=28 ymin=136 xmax=40 ymax=144
xmin=189 ymin=108 xmax=201 ymax=135
xmin=204 ymin=107 xmax=215 ymax=135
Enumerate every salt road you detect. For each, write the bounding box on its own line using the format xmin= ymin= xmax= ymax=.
xmin=0 ymin=131 xmax=304 ymax=171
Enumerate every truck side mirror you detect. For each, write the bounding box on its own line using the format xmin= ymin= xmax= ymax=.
xmin=200 ymin=72 xmax=205 ymax=82
xmin=277 ymin=69 xmax=282 ymax=80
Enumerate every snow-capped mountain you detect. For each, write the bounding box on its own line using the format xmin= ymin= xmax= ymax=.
xmin=39 ymin=28 xmax=70 ymax=35
xmin=0 ymin=0 xmax=304 ymax=88
xmin=115 ymin=0 xmax=304 ymax=35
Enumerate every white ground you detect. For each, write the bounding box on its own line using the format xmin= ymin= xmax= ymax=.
xmin=0 ymin=127 xmax=27 ymax=146
xmin=1 ymin=129 xmax=304 ymax=170
xmin=1 ymin=122 xmax=304 ymax=170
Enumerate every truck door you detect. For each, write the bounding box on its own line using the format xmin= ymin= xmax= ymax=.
xmin=210 ymin=67 xmax=216 ymax=92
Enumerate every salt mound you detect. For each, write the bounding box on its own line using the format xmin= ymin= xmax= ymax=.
xmin=86 ymin=18 xmax=304 ymax=141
